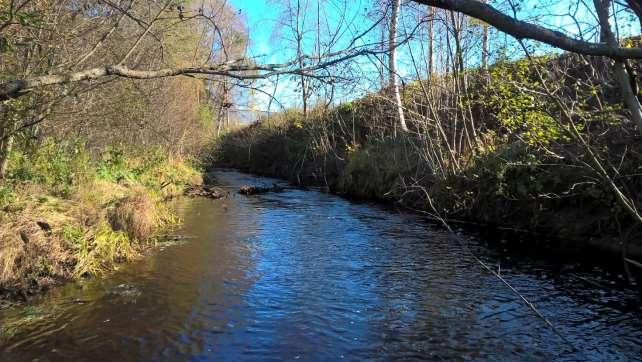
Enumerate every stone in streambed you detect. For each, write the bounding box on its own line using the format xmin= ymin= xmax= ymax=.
xmin=238 ymin=184 xmax=284 ymax=195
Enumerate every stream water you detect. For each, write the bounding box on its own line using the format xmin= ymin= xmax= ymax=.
xmin=1 ymin=170 xmax=641 ymax=361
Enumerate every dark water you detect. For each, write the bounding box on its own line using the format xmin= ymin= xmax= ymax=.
xmin=2 ymin=170 xmax=642 ymax=361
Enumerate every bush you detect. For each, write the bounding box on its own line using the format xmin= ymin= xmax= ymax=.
xmin=96 ymin=147 xmax=135 ymax=183
xmin=7 ymin=138 xmax=92 ymax=196
xmin=0 ymin=185 xmax=15 ymax=208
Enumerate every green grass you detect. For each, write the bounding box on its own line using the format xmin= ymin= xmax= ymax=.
xmin=0 ymin=138 xmax=202 ymax=296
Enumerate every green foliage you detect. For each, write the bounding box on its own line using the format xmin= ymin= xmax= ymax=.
xmin=473 ymin=147 xmax=545 ymax=200
xmin=96 ymin=147 xmax=135 ymax=182
xmin=482 ymin=58 xmax=567 ymax=145
xmin=8 ymin=138 xmax=92 ymax=196
xmin=5 ymin=137 xmax=201 ymax=202
xmin=0 ymin=9 xmax=42 ymax=53
xmin=0 ymin=184 xmax=15 ymax=208
xmin=0 ymin=9 xmax=42 ymax=27
xmin=337 ymin=101 xmax=356 ymax=114
xmin=61 ymin=224 xmax=85 ymax=245
xmin=198 ymin=104 xmax=215 ymax=130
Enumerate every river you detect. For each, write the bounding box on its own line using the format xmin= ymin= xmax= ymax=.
xmin=1 ymin=170 xmax=641 ymax=361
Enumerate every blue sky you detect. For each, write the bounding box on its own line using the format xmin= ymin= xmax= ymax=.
xmin=230 ymin=1 xmax=282 ymax=63
xmin=228 ymin=0 xmax=382 ymax=115
xmin=225 ymin=0 xmax=639 ymax=118
xmin=229 ymin=0 xmax=306 ymax=114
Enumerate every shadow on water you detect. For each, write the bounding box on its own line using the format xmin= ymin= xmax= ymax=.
xmin=1 ymin=170 xmax=642 ymax=361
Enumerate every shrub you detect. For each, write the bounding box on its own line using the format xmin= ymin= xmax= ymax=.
xmin=7 ymin=138 xmax=92 ymax=196
xmin=479 ymin=58 xmax=568 ymax=145
xmin=0 ymin=185 xmax=15 ymax=208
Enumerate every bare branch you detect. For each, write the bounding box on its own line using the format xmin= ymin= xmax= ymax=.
xmin=411 ymin=0 xmax=642 ymax=59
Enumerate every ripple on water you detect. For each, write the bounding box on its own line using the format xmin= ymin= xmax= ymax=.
xmin=1 ymin=170 xmax=642 ymax=361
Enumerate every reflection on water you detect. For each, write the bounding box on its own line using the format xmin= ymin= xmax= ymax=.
xmin=1 ymin=170 xmax=641 ymax=361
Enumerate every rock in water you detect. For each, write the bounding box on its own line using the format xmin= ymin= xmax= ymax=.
xmin=105 ymin=284 xmax=141 ymax=304
xmin=238 ymin=183 xmax=285 ymax=195
xmin=184 ymin=185 xmax=227 ymax=199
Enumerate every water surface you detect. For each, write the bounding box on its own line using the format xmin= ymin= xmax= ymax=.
xmin=1 ymin=170 xmax=641 ymax=361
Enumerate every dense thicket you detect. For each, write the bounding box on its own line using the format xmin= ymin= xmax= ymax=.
xmin=214 ymin=53 xmax=642 ymax=261
xmin=1 ymin=0 xmax=247 ymax=166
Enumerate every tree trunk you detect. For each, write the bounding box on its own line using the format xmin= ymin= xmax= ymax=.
xmin=216 ymin=106 xmax=224 ymax=136
xmin=481 ymin=1 xmax=489 ymax=70
xmin=594 ymin=0 xmax=642 ymax=132
xmin=0 ymin=132 xmax=14 ymax=180
xmin=450 ymin=11 xmax=465 ymax=74
xmin=427 ymin=6 xmax=434 ymax=79
xmin=390 ymin=0 xmax=409 ymax=132
xmin=380 ymin=20 xmax=387 ymax=89
xmin=296 ymin=0 xmax=308 ymax=117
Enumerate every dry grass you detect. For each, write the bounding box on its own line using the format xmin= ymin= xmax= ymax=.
xmin=109 ymin=186 xmax=159 ymax=242
xmin=0 ymin=196 xmax=76 ymax=296
xmin=1 ymin=180 xmax=182 ymax=299
xmin=0 ymin=145 xmax=200 ymax=300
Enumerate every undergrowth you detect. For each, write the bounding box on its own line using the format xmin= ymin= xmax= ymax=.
xmin=213 ymin=58 xmax=642 ymax=255
xmin=0 ymin=139 xmax=202 ymax=299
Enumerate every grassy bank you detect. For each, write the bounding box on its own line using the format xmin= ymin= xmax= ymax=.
xmin=0 ymin=139 xmax=202 ymax=300
xmin=212 ymin=56 xmax=642 ymax=259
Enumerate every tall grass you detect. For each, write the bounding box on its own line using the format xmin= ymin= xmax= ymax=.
xmin=0 ymin=138 xmax=201 ymax=297
xmin=213 ymin=83 xmax=642 ymax=247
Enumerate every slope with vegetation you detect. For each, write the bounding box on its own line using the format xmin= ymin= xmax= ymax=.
xmin=0 ymin=0 xmax=247 ymax=300
xmin=0 ymin=142 xmax=202 ymax=300
xmin=213 ymin=53 xmax=642 ymax=260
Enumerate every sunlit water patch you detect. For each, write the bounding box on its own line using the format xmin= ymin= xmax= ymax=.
xmin=1 ymin=170 xmax=641 ymax=361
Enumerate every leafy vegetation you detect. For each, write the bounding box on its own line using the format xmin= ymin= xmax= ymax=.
xmin=0 ymin=139 xmax=201 ymax=299
xmin=482 ymin=58 xmax=566 ymax=145
xmin=214 ymin=53 xmax=642 ymax=256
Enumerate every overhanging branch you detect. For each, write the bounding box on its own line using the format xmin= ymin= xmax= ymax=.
xmin=412 ymin=0 xmax=642 ymax=59
xmin=0 ymin=48 xmax=376 ymax=101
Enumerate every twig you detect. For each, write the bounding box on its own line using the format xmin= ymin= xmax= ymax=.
xmin=414 ymin=185 xmax=579 ymax=351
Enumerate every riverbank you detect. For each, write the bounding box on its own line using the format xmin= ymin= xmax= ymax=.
xmin=0 ymin=140 xmax=202 ymax=301
xmin=214 ymin=120 xmax=642 ymax=260
xmin=3 ymin=170 xmax=640 ymax=360
xmin=211 ymin=58 xmax=642 ymax=262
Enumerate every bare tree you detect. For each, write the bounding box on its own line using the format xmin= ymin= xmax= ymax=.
xmin=593 ymin=0 xmax=642 ymax=128
xmin=389 ymin=0 xmax=409 ymax=132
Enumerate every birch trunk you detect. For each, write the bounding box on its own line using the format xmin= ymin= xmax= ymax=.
xmin=390 ymin=0 xmax=408 ymax=132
